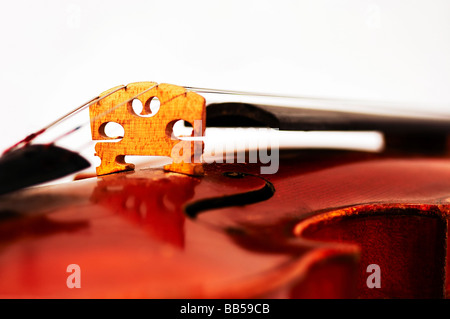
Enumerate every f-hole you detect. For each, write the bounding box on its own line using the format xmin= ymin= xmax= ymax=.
xmin=294 ymin=205 xmax=447 ymax=299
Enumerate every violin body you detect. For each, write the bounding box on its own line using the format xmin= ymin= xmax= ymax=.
xmin=1 ymin=147 xmax=449 ymax=298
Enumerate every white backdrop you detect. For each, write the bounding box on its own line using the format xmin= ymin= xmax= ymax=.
xmin=0 ymin=0 xmax=449 ymax=156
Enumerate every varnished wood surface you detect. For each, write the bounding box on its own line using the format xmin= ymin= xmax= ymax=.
xmin=1 ymin=150 xmax=450 ymax=298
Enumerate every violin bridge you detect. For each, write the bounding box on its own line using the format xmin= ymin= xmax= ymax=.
xmin=89 ymin=82 xmax=206 ymax=176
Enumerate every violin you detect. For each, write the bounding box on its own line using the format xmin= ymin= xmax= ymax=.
xmin=1 ymin=81 xmax=450 ymax=299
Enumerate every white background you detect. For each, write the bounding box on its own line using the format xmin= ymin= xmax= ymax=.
xmin=0 ymin=0 xmax=449 ymax=159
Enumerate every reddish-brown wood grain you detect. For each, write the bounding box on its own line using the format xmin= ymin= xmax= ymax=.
xmin=0 ymin=150 xmax=449 ymax=298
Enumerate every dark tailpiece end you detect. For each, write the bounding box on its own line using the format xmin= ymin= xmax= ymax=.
xmin=0 ymin=144 xmax=91 ymax=196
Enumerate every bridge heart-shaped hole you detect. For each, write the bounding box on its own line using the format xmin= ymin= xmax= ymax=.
xmin=131 ymin=97 xmax=160 ymax=117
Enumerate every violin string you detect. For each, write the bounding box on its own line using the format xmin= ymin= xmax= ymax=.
xmin=2 ymin=85 xmax=126 ymax=155
xmin=48 ymin=83 xmax=159 ymax=145
xmin=43 ymin=85 xmax=126 ymax=131
xmin=30 ymin=84 xmax=309 ymax=156
xmin=50 ymin=84 xmax=191 ymax=151
xmin=183 ymin=86 xmax=315 ymax=99
xmin=7 ymin=82 xmax=450 ymax=156
xmin=11 ymin=82 xmax=448 ymax=154
xmin=184 ymin=86 xmax=450 ymax=119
